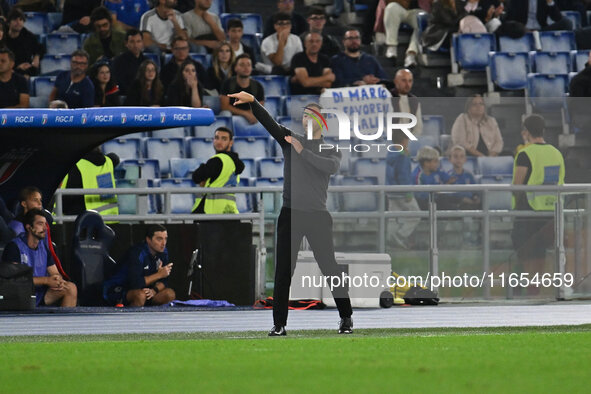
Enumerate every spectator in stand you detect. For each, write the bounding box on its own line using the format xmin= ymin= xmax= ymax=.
xmin=5 ymin=7 xmax=43 ymax=78
xmin=0 ymin=19 xmax=7 ymax=48
xmin=206 ymin=41 xmax=234 ymax=93
xmin=112 ymin=29 xmax=147 ymax=96
xmin=220 ymin=53 xmax=265 ymax=124
xmin=90 ymin=61 xmax=120 ymax=107
xmin=420 ymin=0 xmax=462 ymax=51
xmin=569 ymin=51 xmax=591 ymax=97
xmin=164 ymin=59 xmax=204 ymax=107
xmin=504 ymin=0 xmax=573 ymax=32
xmin=104 ymin=0 xmax=151 ymax=31
xmin=331 ymin=28 xmax=388 ymax=87
xmin=290 ymin=32 xmax=335 ymax=95
xmin=451 ymin=94 xmax=503 ymax=157
xmin=140 ymin=0 xmax=188 ymax=56
xmin=0 ymin=47 xmax=29 ymax=108
xmin=226 ymin=18 xmax=256 ymax=60
xmin=261 ymin=12 xmax=303 ymax=75
xmin=83 ymin=6 xmax=127 ymax=66
xmin=390 ymin=68 xmax=423 ymax=136
xmin=60 ymin=0 xmax=102 ymax=34
xmin=124 ymin=58 xmax=164 ymax=106
xmin=182 ymin=0 xmax=225 ymax=53
xmin=8 ymin=186 xmax=42 ymax=236
xmin=446 ymin=145 xmax=481 ymax=209
xmin=412 ymin=146 xmax=455 ymax=210
xmin=160 ymin=35 xmax=207 ymax=91
xmin=49 ymin=49 xmax=94 ymax=109
xmin=300 ymin=7 xmax=341 ymax=58
xmin=263 ymin=0 xmax=307 ymax=38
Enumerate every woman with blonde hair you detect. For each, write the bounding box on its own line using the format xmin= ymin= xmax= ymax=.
xmin=206 ymin=42 xmax=235 ymax=93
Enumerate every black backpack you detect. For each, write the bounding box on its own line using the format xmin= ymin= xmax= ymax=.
xmin=403 ymin=286 xmax=440 ymax=306
xmin=0 ymin=263 xmax=35 ymax=310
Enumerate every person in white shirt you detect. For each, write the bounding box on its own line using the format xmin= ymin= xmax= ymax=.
xmin=260 ymin=12 xmax=303 ymax=75
xmin=140 ymin=0 xmax=188 ymax=56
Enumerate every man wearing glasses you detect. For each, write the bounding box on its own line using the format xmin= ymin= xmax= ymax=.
xmin=263 ymin=0 xmax=307 ymax=38
xmin=49 ymin=49 xmax=94 ymax=109
xmin=261 ymin=12 xmax=303 ymax=75
xmin=330 ymin=29 xmax=388 ymax=87
xmin=300 ymin=7 xmax=341 ymax=58
xmin=160 ymin=36 xmax=207 ymax=91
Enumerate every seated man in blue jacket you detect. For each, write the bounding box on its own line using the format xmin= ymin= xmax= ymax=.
xmin=103 ymin=224 xmax=175 ymax=307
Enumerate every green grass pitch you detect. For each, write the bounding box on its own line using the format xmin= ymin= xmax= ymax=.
xmin=1 ymin=325 xmax=589 ymax=393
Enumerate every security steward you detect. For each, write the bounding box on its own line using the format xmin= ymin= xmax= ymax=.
xmin=60 ymin=147 xmax=120 ymax=218
xmin=191 ymin=126 xmax=245 ymax=214
xmin=511 ymin=114 xmax=565 ymax=292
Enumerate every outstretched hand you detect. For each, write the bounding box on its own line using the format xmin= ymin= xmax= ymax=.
xmin=285 ymin=136 xmax=303 ymax=154
xmin=227 ymin=91 xmax=255 ymax=106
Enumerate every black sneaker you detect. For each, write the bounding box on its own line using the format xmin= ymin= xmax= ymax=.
xmin=268 ymin=325 xmax=287 ymax=336
xmin=338 ymin=317 xmax=353 ymax=334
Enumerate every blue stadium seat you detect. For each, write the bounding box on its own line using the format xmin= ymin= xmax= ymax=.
xmin=498 ymin=33 xmax=535 ymax=52
xmin=211 ymin=0 xmax=226 ymax=15
xmin=284 ymin=94 xmax=320 ymax=118
xmin=187 ymin=137 xmax=215 ymax=159
xmin=232 ymin=115 xmax=268 ymax=136
xmin=257 ymin=157 xmax=284 ymax=178
xmin=32 ymin=76 xmax=56 ymax=98
xmin=263 ymin=96 xmax=283 ymax=117
xmin=47 ymin=12 xmax=63 ymax=31
xmin=232 ymin=136 xmax=268 ymax=159
xmin=252 ymin=75 xmax=289 ymax=97
xmin=116 ymin=179 xmax=159 ymax=215
xmin=439 ymin=157 xmax=478 ymax=175
xmin=277 ymin=114 xmax=304 ymax=135
xmin=422 ymin=115 xmax=444 ymax=136
xmin=104 ymin=0 xmax=150 ymax=29
xmin=526 ymin=73 xmax=569 ymax=111
xmin=241 ymin=158 xmax=255 ymax=178
xmin=29 ymin=96 xmax=49 ymax=108
xmin=145 ymin=138 xmax=185 ymax=176
xmin=220 ymin=13 xmax=263 ymax=35
xmin=539 ymin=31 xmax=576 ymax=52
xmin=192 ymin=115 xmax=232 ymax=138
xmin=160 ymin=178 xmax=196 ymax=214
xmin=190 ymin=53 xmax=211 ymax=68
xmin=45 ymin=34 xmax=81 ymax=55
xmin=529 ymin=51 xmax=571 ymax=74
xmin=477 ymin=156 xmax=514 ymax=176
xmin=241 ymin=34 xmax=262 ymax=61
xmin=408 ymin=135 xmax=440 ymax=157
xmin=340 ymin=176 xmax=378 ymax=211
xmin=350 ymin=158 xmax=387 ymax=185
xmin=488 ymin=52 xmax=529 ymax=90
xmin=440 ymin=134 xmax=452 ymax=154
xmin=103 ymin=138 xmax=143 ymax=161
xmin=236 ymin=177 xmax=254 ymax=213
xmin=480 ymin=175 xmax=513 ymax=210
xmin=561 ymin=10 xmax=581 ymax=29
xmin=453 ymin=33 xmax=496 ymax=71
xmin=571 ymin=50 xmax=591 ymax=71
xmin=24 ymin=12 xmax=49 ymax=35
xmin=143 ymin=52 xmax=161 ymax=70
xmin=255 ymin=177 xmax=283 ymax=212
xmin=151 ymin=127 xmax=187 ymax=138
xmin=268 ymin=135 xmax=282 ymax=157
xmin=117 ymin=159 xmax=160 ymax=179
xmin=170 ymin=158 xmax=203 ymax=178
xmin=202 ymin=95 xmax=221 ymax=115
xmin=40 ymin=54 xmax=72 ymax=75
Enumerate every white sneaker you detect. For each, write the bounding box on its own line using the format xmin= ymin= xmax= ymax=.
xmin=404 ymin=53 xmax=417 ymax=67
xmin=385 ymin=46 xmax=397 ymax=59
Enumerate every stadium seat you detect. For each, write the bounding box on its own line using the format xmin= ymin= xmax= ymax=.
xmin=24 ymin=12 xmax=49 ymax=35
xmin=103 ymin=138 xmax=143 ymax=161
xmin=29 ymin=96 xmax=49 ymax=108
xmin=498 ymin=33 xmax=535 ymax=52
xmin=144 ymin=138 xmax=185 ymax=176
xmin=408 ymin=135 xmax=440 ymax=157
xmin=255 ymin=177 xmax=283 ymax=212
xmin=340 ymin=176 xmax=378 ymax=211
xmin=439 ymin=134 xmax=452 ymax=153
xmin=32 ymin=76 xmax=56 ymax=97
xmin=192 ymin=115 xmax=232 ymax=138
xmin=452 ymin=33 xmax=496 ymax=71
xmin=236 ymin=177 xmax=254 ymax=212
xmin=211 ymin=0 xmax=225 ymax=14
xmin=170 ymin=158 xmax=203 ymax=178
xmin=202 ymin=95 xmax=221 ymax=115
xmin=439 ymin=157 xmax=478 ymax=175
xmin=47 ymin=12 xmax=63 ymax=31
xmin=241 ymin=34 xmax=262 ymax=61
xmin=232 ymin=136 xmax=268 ymax=159
xmin=422 ymin=115 xmax=444 ymax=137
xmin=539 ymin=31 xmax=576 ymax=52
xmin=263 ymin=96 xmax=283 ymax=117
xmin=257 ymin=157 xmax=284 ymax=178
xmin=285 ymin=95 xmax=320 ymax=118
xmin=160 ymin=178 xmax=196 ymax=214
xmin=190 ymin=53 xmax=211 ymax=68
xmin=480 ymin=175 xmax=512 ymax=210
xmin=40 ymin=54 xmax=72 ymax=75
xmin=241 ymin=158 xmax=255 ymax=178
xmin=144 ymin=52 xmax=161 ymax=70
xmin=350 ymin=158 xmax=387 ymax=185
xmin=477 ymin=156 xmax=514 ymax=176
xmin=220 ymin=13 xmax=263 ymax=35
xmin=267 ymin=135 xmax=282 ymax=157
xmin=232 ymin=115 xmax=268 ymax=136
xmin=252 ymin=75 xmax=289 ymax=97
xmin=561 ymin=10 xmax=581 ymax=29
xmin=117 ymin=159 xmax=160 ymax=179
xmin=187 ymin=137 xmax=215 ymax=159
xmin=529 ymin=51 xmax=571 ymax=74
xmin=526 ymin=73 xmax=569 ymax=112
xmin=488 ymin=52 xmax=529 ymax=90
xmin=277 ymin=115 xmax=304 ymax=135
xmin=151 ymin=127 xmax=187 ymax=139
xmin=45 ymin=34 xmax=81 ymax=55
xmin=571 ymin=50 xmax=591 ymax=71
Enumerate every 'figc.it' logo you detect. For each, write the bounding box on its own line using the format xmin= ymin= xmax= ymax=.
xmin=1 ymin=114 xmax=7 ymax=125
xmin=160 ymin=112 xmax=166 ymax=123
xmin=42 ymin=114 xmax=48 ymax=125
xmin=81 ymin=113 xmax=88 ymax=125
xmin=121 ymin=113 xmax=127 ymax=124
